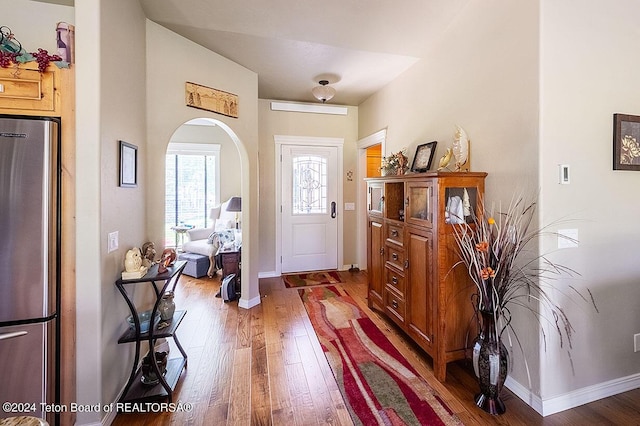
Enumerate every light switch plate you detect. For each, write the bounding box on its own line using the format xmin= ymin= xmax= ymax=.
xmin=108 ymin=231 xmax=119 ymax=253
xmin=558 ymin=229 xmax=578 ymax=248
xmin=344 ymin=202 xmax=355 ymax=211
xmin=559 ymin=164 xmax=570 ymax=184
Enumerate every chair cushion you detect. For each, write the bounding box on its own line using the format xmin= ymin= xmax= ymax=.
xmin=187 ymin=226 xmax=214 ymax=242
xmin=182 ymin=239 xmax=216 ymax=257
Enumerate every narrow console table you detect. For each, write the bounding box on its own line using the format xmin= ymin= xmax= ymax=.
xmin=115 ymin=260 xmax=187 ymax=404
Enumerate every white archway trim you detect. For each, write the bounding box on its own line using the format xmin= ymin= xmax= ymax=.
xmin=187 ymin=117 xmax=259 ymax=309
xmin=356 ymin=128 xmax=387 ymax=270
xmin=274 ymin=135 xmax=345 ymax=276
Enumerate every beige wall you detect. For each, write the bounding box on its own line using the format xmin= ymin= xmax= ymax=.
xmin=359 ymin=0 xmax=542 ymax=397
xmin=73 ymin=0 xmax=149 ymax=423
xmin=98 ymin=1 xmax=149 ymax=422
xmin=539 ymin=0 xmax=640 ymax=403
xmin=145 ymin=21 xmax=260 ymax=311
xmin=258 ymin=100 xmax=359 ymax=274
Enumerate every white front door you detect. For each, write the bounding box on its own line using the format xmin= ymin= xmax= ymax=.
xmin=281 ymin=144 xmax=339 ymax=273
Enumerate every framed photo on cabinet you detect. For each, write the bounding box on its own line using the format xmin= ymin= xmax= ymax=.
xmin=613 ymin=114 xmax=640 ymax=171
xmin=411 ymin=141 xmax=438 ymax=173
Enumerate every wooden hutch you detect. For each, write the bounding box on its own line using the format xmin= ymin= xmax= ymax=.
xmin=366 ymin=171 xmax=486 ymax=381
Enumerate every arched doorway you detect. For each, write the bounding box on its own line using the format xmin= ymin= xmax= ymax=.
xmin=164 ymin=118 xmax=241 ymax=249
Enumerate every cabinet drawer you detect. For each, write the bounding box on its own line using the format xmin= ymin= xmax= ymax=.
xmin=385 ymin=244 xmax=405 ymax=270
xmin=0 ymin=68 xmax=55 ymax=111
xmin=386 ymin=224 xmax=403 ymax=245
xmin=384 ymin=286 xmax=405 ymax=325
xmin=385 ymin=266 xmax=405 ymax=296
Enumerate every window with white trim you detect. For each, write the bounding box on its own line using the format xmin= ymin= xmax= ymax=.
xmin=165 ymin=143 xmax=220 ymax=247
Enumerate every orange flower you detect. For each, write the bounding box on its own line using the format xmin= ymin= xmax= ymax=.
xmin=488 ymin=217 xmax=495 ymax=225
xmin=476 ymin=241 xmax=489 ymax=252
xmin=481 ymin=267 xmax=495 ymax=280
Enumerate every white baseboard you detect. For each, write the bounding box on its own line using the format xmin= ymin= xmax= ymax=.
xmin=340 ymin=263 xmax=360 ymax=271
xmin=258 ymin=270 xmax=279 ymax=278
xmin=506 ymin=371 xmax=640 ymax=416
xmin=505 ymin=376 xmax=543 ymax=414
xmin=238 ymin=295 xmax=261 ymax=309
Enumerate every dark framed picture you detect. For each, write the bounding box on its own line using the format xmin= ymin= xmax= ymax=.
xmin=119 ymin=140 xmax=138 ymax=187
xmin=613 ymin=114 xmax=640 ymax=171
xmin=410 ymin=141 xmax=438 ymax=173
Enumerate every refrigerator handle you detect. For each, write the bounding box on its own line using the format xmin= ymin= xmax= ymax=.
xmin=0 ymin=331 xmax=28 ymax=341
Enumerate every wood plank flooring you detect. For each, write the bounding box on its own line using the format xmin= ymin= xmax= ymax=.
xmin=112 ymin=271 xmax=640 ymax=425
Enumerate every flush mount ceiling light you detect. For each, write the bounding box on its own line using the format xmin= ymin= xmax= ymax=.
xmin=311 ymin=80 xmax=336 ymax=103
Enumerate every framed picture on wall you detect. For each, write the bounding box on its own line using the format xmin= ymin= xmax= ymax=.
xmin=119 ymin=140 xmax=138 ymax=187
xmin=613 ymin=114 xmax=640 ymax=171
xmin=410 ymin=141 xmax=438 ymax=173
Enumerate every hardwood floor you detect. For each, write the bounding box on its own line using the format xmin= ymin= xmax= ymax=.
xmin=112 ymin=271 xmax=640 ymax=425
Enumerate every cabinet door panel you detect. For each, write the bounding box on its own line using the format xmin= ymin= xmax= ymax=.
xmin=367 ymin=219 xmax=384 ymax=309
xmin=0 ymin=68 xmax=55 ymax=111
xmin=407 ymin=228 xmax=434 ymax=351
xmin=406 ymin=181 xmax=434 ymax=228
xmin=367 ymin=182 xmax=384 ymax=216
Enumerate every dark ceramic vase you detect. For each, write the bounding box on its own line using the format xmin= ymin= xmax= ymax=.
xmin=472 ymin=310 xmax=508 ymax=415
xmin=141 ymin=351 xmax=168 ymax=385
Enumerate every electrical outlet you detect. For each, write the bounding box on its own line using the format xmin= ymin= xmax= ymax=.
xmin=108 ymin=231 xmax=119 ymax=253
xmin=635 ymin=334 xmax=640 ymax=352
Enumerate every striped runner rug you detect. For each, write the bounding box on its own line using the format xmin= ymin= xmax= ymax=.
xmin=299 ymin=285 xmax=462 ymax=425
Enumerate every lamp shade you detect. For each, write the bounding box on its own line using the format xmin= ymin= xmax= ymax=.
xmin=311 ymin=80 xmax=336 ymax=103
xmin=226 ymin=196 xmax=242 ymax=212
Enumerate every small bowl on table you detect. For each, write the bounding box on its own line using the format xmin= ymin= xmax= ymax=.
xmin=126 ymin=310 xmax=161 ymax=334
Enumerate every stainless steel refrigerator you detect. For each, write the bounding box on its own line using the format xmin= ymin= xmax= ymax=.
xmin=0 ymin=116 xmax=60 ymax=424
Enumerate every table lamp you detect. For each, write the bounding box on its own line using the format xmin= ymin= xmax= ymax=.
xmin=226 ymin=196 xmax=241 ymax=229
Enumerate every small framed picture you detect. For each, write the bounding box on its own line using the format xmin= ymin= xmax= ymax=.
xmin=613 ymin=114 xmax=640 ymax=171
xmin=119 ymin=140 xmax=138 ymax=187
xmin=410 ymin=141 xmax=438 ymax=173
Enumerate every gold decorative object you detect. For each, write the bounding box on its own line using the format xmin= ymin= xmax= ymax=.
xmin=437 ymin=147 xmax=453 ymax=171
xmin=185 ymin=81 xmax=238 ymax=118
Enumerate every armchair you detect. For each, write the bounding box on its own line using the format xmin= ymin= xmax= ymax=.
xmin=181 ymin=197 xmax=240 ymax=277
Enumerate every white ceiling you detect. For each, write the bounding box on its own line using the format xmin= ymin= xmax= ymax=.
xmin=138 ymin=0 xmax=470 ymax=105
xmin=37 ymin=0 xmax=470 ymax=105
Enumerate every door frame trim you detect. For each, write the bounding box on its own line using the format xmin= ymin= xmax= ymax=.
xmin=356 ymin=129 xmax=387 ymax=271
xmin=274 ymin=135 xmax=344 ymax=275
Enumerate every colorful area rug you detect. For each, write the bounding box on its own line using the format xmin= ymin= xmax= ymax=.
xmin=283 ymin=270 xmax=343 ymax=288
xmin=299 ymin=285 xmax=462 ymax=425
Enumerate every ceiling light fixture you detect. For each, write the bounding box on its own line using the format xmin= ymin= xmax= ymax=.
xmin=311 ymin=80 xmax=336 ymax=103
